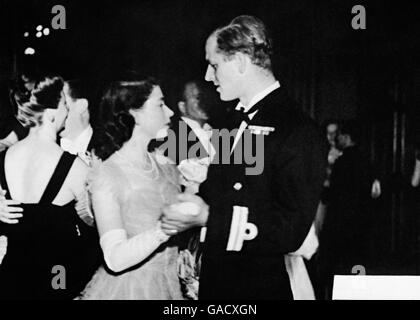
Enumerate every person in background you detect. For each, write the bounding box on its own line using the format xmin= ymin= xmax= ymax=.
xmin=325 ymin=120 xmax=342 ymax=168
xmin=60 ymin=78 xmax=99 ymax=165
xmin=319 ymin=119 xmax=377 ymax=299
xmin=150 ymin=80 xmax=215 ymax=166
xmin=0 ymin=77 xmax=33 ymax=151
xmin=0 ymin=75 xmax=94 ymax=299
xmin=173 ymin=80 xmax=215 ymax=163
xmin=312 ymin=120 xmax=342 ymax=234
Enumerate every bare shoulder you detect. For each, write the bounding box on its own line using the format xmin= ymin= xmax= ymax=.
xmin=60 ymin=156 xmax=89 ymax=195
xmin=68 ymin=157 xmax=89 ymax=181
xmin=7 ymin=140 xmax=63 ymax=166
xmin=6 ymin=140 xmax=27 ymax=156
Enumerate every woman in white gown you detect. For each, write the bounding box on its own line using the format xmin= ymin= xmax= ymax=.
xmin=78 ymin=78 xmax=185 ymax=300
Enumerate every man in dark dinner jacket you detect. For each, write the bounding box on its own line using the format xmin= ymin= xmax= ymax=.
xmin=158 ymin=80 xmax=215 ymax=165
xmin=162 ymin=15 xmax=327 ymax=300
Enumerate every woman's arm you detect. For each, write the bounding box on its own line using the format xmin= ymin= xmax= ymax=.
xmin=91 ymin=166 xmax=170 ymax=273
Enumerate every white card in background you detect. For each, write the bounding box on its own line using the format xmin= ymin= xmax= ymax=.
xmin=333 ymin=275 xmax=420 ymax=300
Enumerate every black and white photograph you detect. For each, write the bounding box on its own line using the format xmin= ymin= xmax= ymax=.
xmin=1 ymin=0 xmax=420 ymax=307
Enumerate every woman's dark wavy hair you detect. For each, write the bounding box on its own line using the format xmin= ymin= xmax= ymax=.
xmin=92 ymin=78 xmax=159 ymax=160
xmin=16 ymin=76 xmax=64 ymax=128
xmin=212 ymin=15 xmax=273 ymax=71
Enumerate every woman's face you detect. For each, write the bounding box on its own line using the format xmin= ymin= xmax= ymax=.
xmin=133 ymin=85 xmax=174 ymax=139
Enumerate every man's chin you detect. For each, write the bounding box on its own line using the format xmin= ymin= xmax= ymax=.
xmin=217 ymin=88 xmax=237 ymax=101
xmin=219 ymin=94 xmax=235 ymax=102
xmin=218 ymin=91 xmax=227 ymax=101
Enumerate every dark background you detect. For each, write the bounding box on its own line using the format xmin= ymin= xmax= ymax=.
xmin=1 ymin=0 xmax=420 ymax=274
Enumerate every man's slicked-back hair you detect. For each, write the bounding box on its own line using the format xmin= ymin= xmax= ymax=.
xmin=66 ymin=78 xmax=101 ymax=125
xmin=212 ymin=15 xmax=273 ymax=70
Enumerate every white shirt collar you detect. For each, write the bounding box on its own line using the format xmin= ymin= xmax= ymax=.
xmin=235 ymin=81 xmax=281 ymax=113
xmin=180 ymin=116 xmax=215 ymax=161
xmin=60 ymin=125 xmax=93 ymax=155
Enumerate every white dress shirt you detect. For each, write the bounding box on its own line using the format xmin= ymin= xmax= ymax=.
xmin=231 ymin=81 xmax=281 ymax=152
xmin=179 ymin=117 xmax=215 ymax=243
xmin=181 ymin=116 xmax=215 ymax=162
xmin=60 ymin=125 xmax=93 ymax=164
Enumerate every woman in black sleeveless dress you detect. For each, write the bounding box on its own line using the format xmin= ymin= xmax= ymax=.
xmin=0 ymin=76 xmax=99 ymax=299
xmin=0 ymin=151 xmax=92 ymax=299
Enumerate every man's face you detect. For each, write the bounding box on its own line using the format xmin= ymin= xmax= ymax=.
xmin=60 ymin=82 xmax=81 ymax=138
xmin=326 ymin=123 xmax=338 ymax=147
xmin=54 ymin=91 xmax=69 ymax=133
xmin=204 ymin=35 xmax=241 ymax=101
xmin=336 ymin=133 xmax=349 ymax=150
xmin=183 ymin=83 xmax=208 ymax=122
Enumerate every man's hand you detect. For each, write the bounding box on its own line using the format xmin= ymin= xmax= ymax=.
xmin=0 ymin=190 xmax=23 ymax=224
xmin=161 ymin=193 xmax=209 ymax=236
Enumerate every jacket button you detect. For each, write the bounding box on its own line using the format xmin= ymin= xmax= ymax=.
xmin=233 ymin=182 xmax=242 ymax=190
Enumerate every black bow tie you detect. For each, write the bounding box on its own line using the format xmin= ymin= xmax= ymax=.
xmin=232 ymin=109 xmax=249 ymax=125
xmin=232 ymin=104 xmax=260 ymax=126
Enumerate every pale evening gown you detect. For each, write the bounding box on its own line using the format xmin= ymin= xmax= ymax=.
xmin=78 ymin=151 xmax=184 ymax=300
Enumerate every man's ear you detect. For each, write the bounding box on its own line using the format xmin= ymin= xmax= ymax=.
xmin=178 ymin=101 xmax=186 ymax=115
xmin=76 ymin=98 xmax=89 ymax=114
xmin=235 ymin=52 xmax=248 ymax=74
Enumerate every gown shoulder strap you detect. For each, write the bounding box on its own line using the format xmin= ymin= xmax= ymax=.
xmin=39 ymin=151 xmax=77 ymax=204
xmin=0 ymin=150 xmax=11 ymax=199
